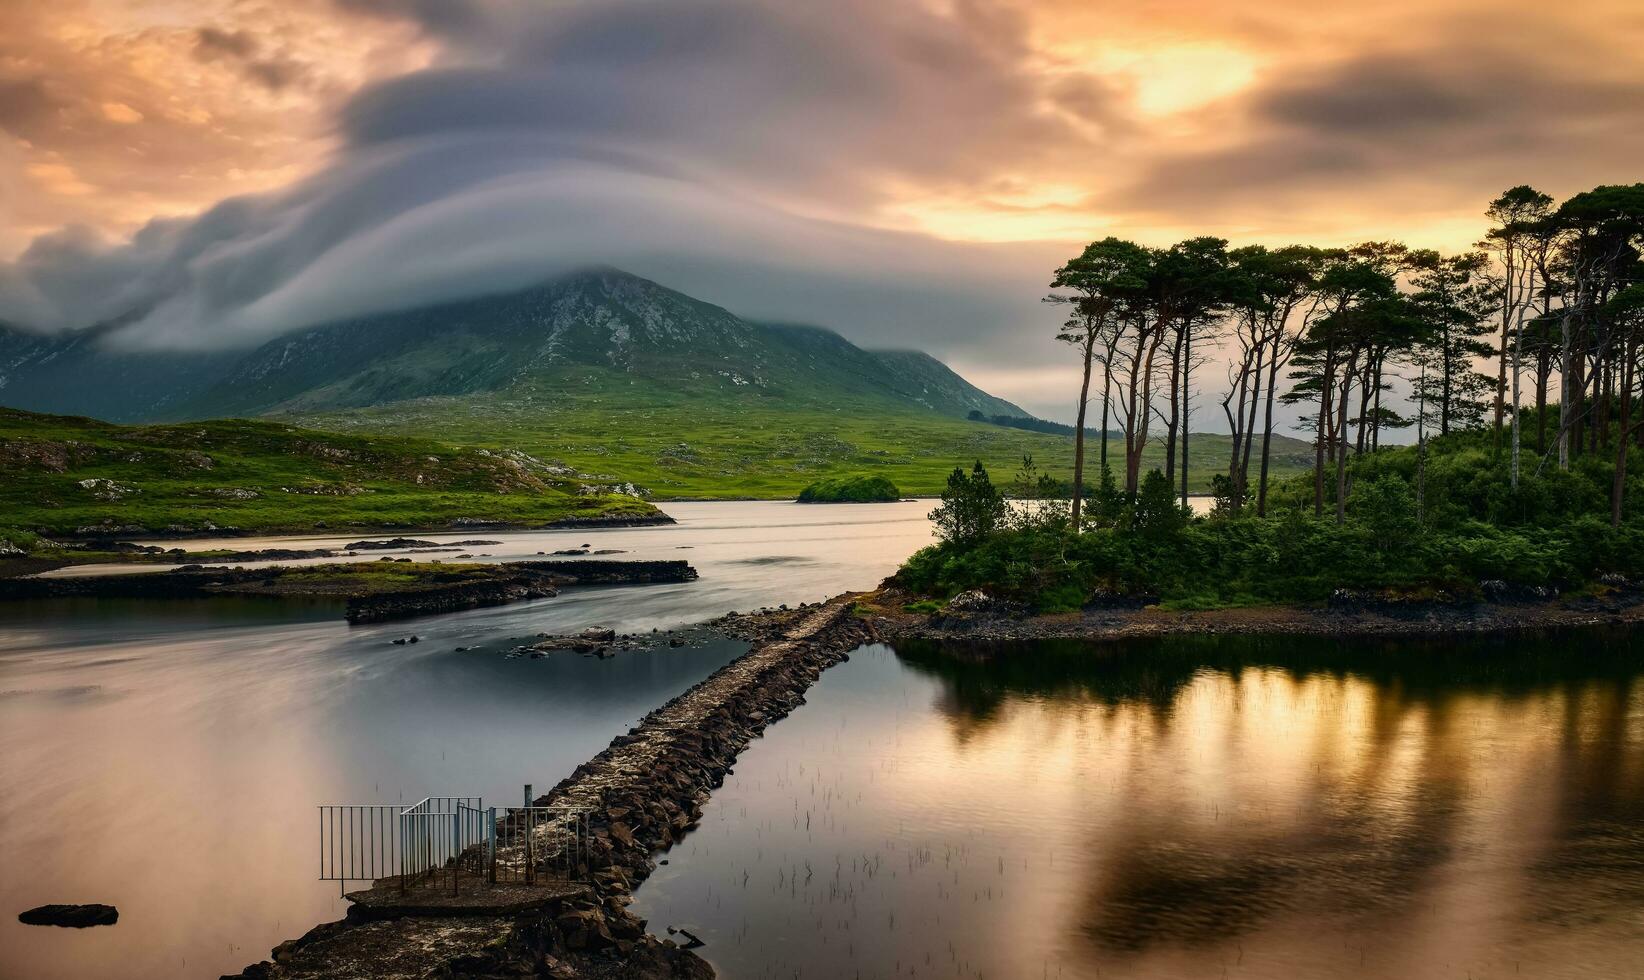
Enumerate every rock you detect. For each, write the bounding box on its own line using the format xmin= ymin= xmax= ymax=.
xmin=946 ymin=589 xmax=995 ymax=612
xmin=18 ymin=904 xmax=118 ymax=927
xmin=344 ymin=537 xmax=443 ymax=551
xmin=579 ymin=627 xmax=617 ymax=642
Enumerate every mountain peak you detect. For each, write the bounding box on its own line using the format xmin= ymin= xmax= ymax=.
xmin=0 ymin=268 xmax=1028 ymax=423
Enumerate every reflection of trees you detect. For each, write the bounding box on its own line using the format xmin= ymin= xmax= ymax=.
xmin=893 ymin=627 xmax=1644 ymax=958
xmin=1076 ymin=767 xmax=1465 ymax=953
xmin=895 ymin=628 xmax=1644 ymax=730
xmin=1528 ymin=673 xmax=1644 ymax=924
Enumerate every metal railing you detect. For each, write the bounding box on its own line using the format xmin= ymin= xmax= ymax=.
xmin=318 ymin=790 xmax=588 ymax=895
xmin=319 ymin=804 xmax=407 ymax=893
xmin=398 ymin=797 xmax=482 ymax=889
xmin=483 ymin=806 xmax=590 ymax=885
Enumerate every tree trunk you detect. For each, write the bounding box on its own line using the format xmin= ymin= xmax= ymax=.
xmin=1495 ymin=280 xmax=1509 ymax=454
xmin=1257 ymin=348 xmax=1283 ymax=518
xmin=1371 ymin=361 xmax=1384 ymax=452
xmin=1070 ymin=333 xmax=1096 ymax=531
xmin=1163 ymin=325 xmax=1184 ymax=488
xmin=1535 ymin=349 xmax=1550 ymax=455
xmin=1238 ymin=343 xmax=1266 ymax=511
xmin=1559 ymin=315 xmax=1574 ymax=471
xmin=1180 ymin=328 xmax=1193 ymax=507
xmin=1314 ymin=353 xmax=1333 ymax=517
xmin=1596 ymin=351 xmax=1612 ymax=453
xmin=1099 ymin=358 xmax=1112 ymax=474
xmin=1335 ymin=365 xmax=1354 ymax=525
xmin=1354 ymin=363 xmax=1372 ymax=455
xmin=1612 ymin=344 xmax=1634 ymax=528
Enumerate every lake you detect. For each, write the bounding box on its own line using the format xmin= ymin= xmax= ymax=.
xmin=8 ymin=499 xmax=1643 ymax=980
xmin=0 ymin=501 xmax=932 ymax=979
xmin=632 ymin=634 xmax=1644 ymax=980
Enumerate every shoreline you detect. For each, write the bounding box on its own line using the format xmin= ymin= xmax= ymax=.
xmin=37 ymin=512 xmax=679 ymax=546
xmin=861 ymin=585 xmax=1644 ymax=642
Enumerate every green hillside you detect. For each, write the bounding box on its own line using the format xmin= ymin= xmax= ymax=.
xmin=293 ymin=384 xmax=1313 ymax=498
xmin=0 ymin=408 xmax=660 ymax=539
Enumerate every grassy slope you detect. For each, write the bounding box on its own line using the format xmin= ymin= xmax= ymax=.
xmin=293 ymin=373 xmax=1314 ymax=499
xmin=0 ymin=407 xmax=659 ymax=539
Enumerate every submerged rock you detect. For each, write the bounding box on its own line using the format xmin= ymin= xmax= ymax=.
xmin=19 ymin=904 xmax=118 ymax=928
xmin=343 ymin=538 xmax=441 ymax=551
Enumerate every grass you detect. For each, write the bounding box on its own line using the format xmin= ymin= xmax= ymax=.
xmin=290 ymin=377 xmax=1314 ymax=499
xmin=0 ymin=407 xmax=661 ymax=541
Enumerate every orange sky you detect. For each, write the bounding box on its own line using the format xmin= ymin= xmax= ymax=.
xmin=7 ymin=0 xmax=1641 ymax=259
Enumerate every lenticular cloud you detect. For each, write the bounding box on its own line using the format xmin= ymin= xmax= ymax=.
xmin=0 ymin=0 xmax=1066 ymax=354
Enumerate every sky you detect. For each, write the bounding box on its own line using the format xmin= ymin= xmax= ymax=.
xmin=1 ymin=0 xmax=1642 ymax=422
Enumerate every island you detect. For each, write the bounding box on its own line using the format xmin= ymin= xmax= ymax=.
xmin=795 ymin=475 xmax=902 ymax=503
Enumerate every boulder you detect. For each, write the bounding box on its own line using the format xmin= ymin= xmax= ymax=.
xmin=18 ymin=904 xmax=118 ymax=927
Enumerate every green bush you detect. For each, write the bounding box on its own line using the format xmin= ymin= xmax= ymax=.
xmin=796 ymin=475 xmax=902 ymax=503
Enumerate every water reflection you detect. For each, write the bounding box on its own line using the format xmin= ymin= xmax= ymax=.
xmin=633 ymin=633 xmax=1644 ymax=980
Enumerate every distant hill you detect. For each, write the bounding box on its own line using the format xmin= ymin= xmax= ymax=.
xmin=0 ymin=268 xmax=1026 ymax=423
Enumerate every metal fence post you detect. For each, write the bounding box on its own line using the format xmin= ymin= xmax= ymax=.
xmin=488 ymin=807 xmax=497 ymax=884
xmin=398 ymin=809 xmax=407 ymax=895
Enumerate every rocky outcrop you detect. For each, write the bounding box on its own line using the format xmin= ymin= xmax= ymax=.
xmin=343 ymin=538 xmax=443 ymax=551
xmin=0 ymin=560 xmax=699 ymax=624
xmin=345 ymin=579 xmax=562 ymax=624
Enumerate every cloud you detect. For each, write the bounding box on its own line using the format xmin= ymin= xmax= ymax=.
xmin=193 ymin=25 xmax=312 ymax=92
xmin=0 ymin=0 xmax=1079 ymax=358
xmin=194 ymin=27 xmax=260 ymax=61
xmin=1113 ymin=16 xmax=1644 ymax=224
xmin=2 ymin=0 xmax=1642 ymax=428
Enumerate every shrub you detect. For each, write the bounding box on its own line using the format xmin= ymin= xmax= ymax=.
xmin=796 ymin=475 xmax=901 ymax=503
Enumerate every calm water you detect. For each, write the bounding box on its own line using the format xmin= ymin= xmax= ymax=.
xmin=0 ymin=501 xmax=933 ymax=979
xmin=632 ymin=634 xmax=1644 ymax=980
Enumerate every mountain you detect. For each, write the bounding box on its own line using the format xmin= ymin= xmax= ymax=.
xmin=0 ymin=268 xmax=1025 ymax=423
xmin=0 ymin=322 xmax=237 ymax=423
xmin=0 ymin=268 xmax=1310 ymax=497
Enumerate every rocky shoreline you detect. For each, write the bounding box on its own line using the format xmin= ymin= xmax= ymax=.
xmin=861 ymin=584 xmax=1644 ymax=642
xmin=229 ymin=599 xmax=876 ymax=979
xmin=0 ymin=559 xmax=699 ymax=623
